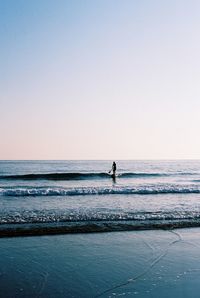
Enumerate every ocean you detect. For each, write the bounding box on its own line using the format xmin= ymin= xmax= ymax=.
xmin=1 ymin=160 xmax=200 ymax=236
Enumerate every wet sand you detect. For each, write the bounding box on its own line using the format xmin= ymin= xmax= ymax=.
xmin=1 ymin=228 xmax=200 ymax=297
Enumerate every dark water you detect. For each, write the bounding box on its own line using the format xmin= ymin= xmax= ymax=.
xmin=1 ymin=160 xmax=200 ymax=236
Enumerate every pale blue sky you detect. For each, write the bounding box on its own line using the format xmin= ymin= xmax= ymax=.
xmin=1 ymin=0 xmax=200 ymax=159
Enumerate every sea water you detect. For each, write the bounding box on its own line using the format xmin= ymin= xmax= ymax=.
xmin=1 ymin=160 xmax=200 ymax=235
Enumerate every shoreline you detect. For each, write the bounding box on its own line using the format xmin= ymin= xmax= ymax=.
xmin=1 ymin=219 xmax=200 ymax=238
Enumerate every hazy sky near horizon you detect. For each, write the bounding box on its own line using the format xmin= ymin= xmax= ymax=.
xmin=1 ymin=0 xmax=200 ymax=159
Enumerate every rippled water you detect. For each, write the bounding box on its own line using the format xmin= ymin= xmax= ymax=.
xmin=1 ymin=160 xmax=200 ymax=235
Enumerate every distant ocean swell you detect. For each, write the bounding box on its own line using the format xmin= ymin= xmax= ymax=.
xmin=2 ymin=185 xmax=200 ymax=196
xmin=0 ymin=171 xmax=193 ymax=180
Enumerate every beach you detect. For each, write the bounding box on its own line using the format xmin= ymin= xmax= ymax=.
xmin=1 ymin=228 xmax=200 ymax=297
xmin=1 ymin=160 xmax=200 ymax=297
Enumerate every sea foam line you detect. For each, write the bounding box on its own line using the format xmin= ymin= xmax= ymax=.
xmin=1 ymin=185 xmax=200 ymax=196
xmin=1 ymin=210 xmax=200 ymax=224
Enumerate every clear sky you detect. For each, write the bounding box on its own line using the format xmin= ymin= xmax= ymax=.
xmin=1 ymin=0 xmax=200 ymax=160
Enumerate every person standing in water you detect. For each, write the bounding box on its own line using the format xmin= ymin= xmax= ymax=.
xmin=112 ymin=161 xmax=117 ymax=176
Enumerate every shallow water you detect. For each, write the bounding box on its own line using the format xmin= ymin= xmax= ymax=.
xmin=1 ymin=229 xmax=200 ymax=297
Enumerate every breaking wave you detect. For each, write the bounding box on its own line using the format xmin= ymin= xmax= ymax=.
xmin=1 ymin=184 xmax=200 ymax=196
xmin=1 ymin=218 xmax=200 ymax=237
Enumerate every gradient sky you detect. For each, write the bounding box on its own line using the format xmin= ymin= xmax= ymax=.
xmin=1 ymin=0 xmax=200 ymax=159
